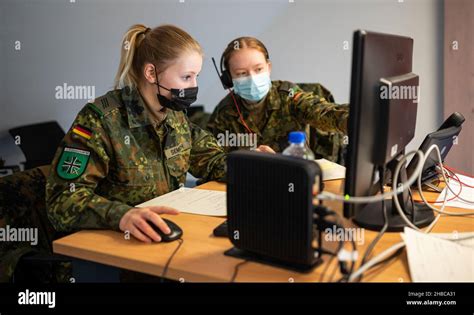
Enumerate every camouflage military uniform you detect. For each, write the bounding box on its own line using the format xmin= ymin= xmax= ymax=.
xmin=46 ymin=87 xmax=226 ymax=232
xmin=207 ymin=80 xmax=348 ymax=163
xmin=297 ymin=82 xmax=348 ymax=164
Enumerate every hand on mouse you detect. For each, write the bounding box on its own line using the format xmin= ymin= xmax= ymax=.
xmin=119 ymin=206 xmax=180 ymax=243
xmin=254 ymin=145 xmax=276 ymax=154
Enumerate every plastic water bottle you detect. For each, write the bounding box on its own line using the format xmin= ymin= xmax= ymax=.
xmin=282 ymin=131 xmax=315 ymax=160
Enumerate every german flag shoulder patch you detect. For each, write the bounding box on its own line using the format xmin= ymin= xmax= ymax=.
xmin=72 ymin=124 xmax=92 ymax=140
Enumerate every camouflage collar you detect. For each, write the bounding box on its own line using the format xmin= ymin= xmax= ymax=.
xmin=121 ymin=87 xmax=152 ymax=128
xmin=162 ymin=109 xmax=183 ymax=131
xmin=121 ymin=87 xmax=181 ymax=131
xmin=266 ymin=81 xmax=282 ymax=111
xmin=242 ymin=95 xmax=267 ymax=112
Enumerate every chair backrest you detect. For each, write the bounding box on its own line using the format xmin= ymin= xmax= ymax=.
xmin=9 ymin=121 xmax=65 ymax=169
xmin=0 ymin=166 xmax=55 ymax=251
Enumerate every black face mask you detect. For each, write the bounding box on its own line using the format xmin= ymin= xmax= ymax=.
xmin=154 ymin=70 xmax=198 ymax=111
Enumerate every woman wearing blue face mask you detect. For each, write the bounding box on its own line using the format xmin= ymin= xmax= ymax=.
xmin=207 ymin=37 xmax=349 ymax=162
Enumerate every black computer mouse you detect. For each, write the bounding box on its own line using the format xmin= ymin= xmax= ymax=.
xmin=147 ymin=218 xmax=183 ymax=242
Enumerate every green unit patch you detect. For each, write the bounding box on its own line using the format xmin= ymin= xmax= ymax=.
xmin=57 ymin=147 xmax=91 ymax=180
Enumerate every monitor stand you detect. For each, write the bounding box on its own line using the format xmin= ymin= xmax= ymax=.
xmin=353 ymin=157 xmax=435 ymax=232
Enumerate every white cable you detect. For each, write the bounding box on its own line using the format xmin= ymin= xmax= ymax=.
xmin=392 ymin=145 xmax=446 ymax=231
xmin=348 ymin=214 xmax=442 ymax=282
xmin=319 ymin=144 xmax=471 ymax=281
xmin=315 ymin=150 xmax=425 ymax=204
xmin=437 ymin=167 xmax=474 ymax=204
xmin=348 ymin=241 xmax=404 ymax=281
xmin=316 ymin=150 xmax=426 ymax=281
xmin=349 ymin=145 xmax=451 ymax=281
xmin=414 ymin=146 xmax=474 ymax=216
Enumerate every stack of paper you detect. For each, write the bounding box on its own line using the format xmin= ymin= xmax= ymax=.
xmin=136 ymin=188 xmax=226 ymax=217
xmin=402 ymin=228 xmax=474 ymax=282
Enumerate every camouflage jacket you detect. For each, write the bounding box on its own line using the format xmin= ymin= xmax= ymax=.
xmin=207 ymin=80 xmax=348 ymax=160
xmin=46 ymin=87 xmax=226 ymax=232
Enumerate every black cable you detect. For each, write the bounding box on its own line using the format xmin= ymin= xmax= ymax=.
xmin=334 ymin=240 xmax=404 ymax=283
xmin=409 ymin=189 xmax=415 ymax=207
xmin=319 ymin=236 xmax=343 ymax=282
xmin=160 ymin=238 xmax=184 ymax=281
xmin=347 ymin=247 xmax=405 ymax=282
xmin=230 ymin=260 xmax=249 ymax=283
xmin=408 ymin=188 xmax=416 ymax=222
xmin=339 ymin=238 xmax=357 ymax=282
xmin=336 ymin=238 xmax=357 ymax=283
xmin=313 ymin=204 xmax=360 ymax=282
xmin=313 ymin=207 xmax=346 ymax=282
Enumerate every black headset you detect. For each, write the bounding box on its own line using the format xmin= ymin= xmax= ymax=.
xmin=212 ymin=40 xmax=270 ymax=90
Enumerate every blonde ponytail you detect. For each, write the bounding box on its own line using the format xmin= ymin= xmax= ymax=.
xmin=114 ymin=24 xmax=148 ymax=89
xmin=114 ymin=24 xmax=203 ymax=89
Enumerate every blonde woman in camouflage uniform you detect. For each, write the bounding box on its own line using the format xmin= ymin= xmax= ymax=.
xmin=207 ymin=37 xmax=349 ymax=162
xmin=46 ymin=25 xmax=270 ymax=244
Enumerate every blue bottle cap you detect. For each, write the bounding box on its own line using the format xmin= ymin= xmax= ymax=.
xmin=288 ymin=131 xmax=305 ymax=144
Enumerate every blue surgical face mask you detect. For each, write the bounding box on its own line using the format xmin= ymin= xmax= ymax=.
xmin=232 ymin=72 xmax=272 ymax=102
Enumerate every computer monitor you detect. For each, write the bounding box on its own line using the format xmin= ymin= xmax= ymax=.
xmin=344 ymin=30 xmax=435 ymax=231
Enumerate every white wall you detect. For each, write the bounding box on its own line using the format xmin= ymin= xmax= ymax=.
xmin=0 ymin=0 xmax=443 ymax=165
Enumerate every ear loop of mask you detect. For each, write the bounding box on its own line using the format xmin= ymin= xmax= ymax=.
xmin=153 ymin=65 xmax=169 ymax=95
